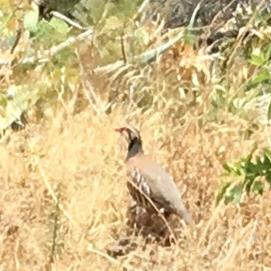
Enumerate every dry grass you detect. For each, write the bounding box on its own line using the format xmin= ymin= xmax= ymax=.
xmin=0 ymin=103 xmax=270 ymax=271
xmin=1 ymin=1 xmax=271 ymax=270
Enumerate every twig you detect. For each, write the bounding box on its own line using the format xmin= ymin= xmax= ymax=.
xmin=87 ymin=244 xmax=134 ymax=270
xmin=87 ymin=244 xmax=119 ymax=264
xmin=50 ymin=11 xmax=86 ymax=30
xmin=94 ymin=60 xmax=125 ymax=74
xmin=208 ymin=0 xmax=237 ymax=31
xmin=49 ymin=192 xmax=60 ymax=264
xmin=0 ymin=28 xmax=93 ymax=66
xmin=121 ymin=31 xmax=127 ymax=64
xmin=197 ymin=202 xmax=224 ymax=248
xmin=10 ymin=29 xmax=22 ymax=54
xmin=76 ymin=50 xmax=112 ymax=114
xmin=94 ymin=29 xmax=184 ymax=74
xmin=132 ymin=0 xmax=150 ymax=21
xmin=226 ymin=0 xmax=266 ymax=69
xmin=39 ymin=28 xmax=93 ymax=64
xmin=187 ymin=1 xmax=202 ymax=30
xmin=32 ymin=154 xmax=78 ymax=228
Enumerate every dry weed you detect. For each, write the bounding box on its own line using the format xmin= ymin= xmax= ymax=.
xmin=0 ymin=103 xmax=270 ymax=271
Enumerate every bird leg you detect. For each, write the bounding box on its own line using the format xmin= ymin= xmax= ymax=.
xmin=126 ymin=202 xmax=151 ymax=231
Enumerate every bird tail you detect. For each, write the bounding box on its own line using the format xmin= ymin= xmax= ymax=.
xmin=177 ymin=206 xmax=192 ymax=225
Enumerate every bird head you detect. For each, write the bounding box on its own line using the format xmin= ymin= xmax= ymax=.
xmin=115 ymin=126 xmax=143 ymax=159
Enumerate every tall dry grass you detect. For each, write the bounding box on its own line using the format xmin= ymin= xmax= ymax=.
xmin=1 ymin=2 xmax=271 ymax=268
xmin=0 ymin=101 xmax=270 ymax=270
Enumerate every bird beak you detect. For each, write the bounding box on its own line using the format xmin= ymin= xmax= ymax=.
xmin=114 ymin=127 xmax=125 ymax=133
xmin=115 ymin=127 xmax=129 ymax=143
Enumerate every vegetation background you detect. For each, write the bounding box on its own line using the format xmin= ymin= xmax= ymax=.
xmin=0 ymin=0 xmax=271 ymax=270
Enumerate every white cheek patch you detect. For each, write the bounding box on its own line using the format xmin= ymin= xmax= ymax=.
xmin=125 ymin=132 xmax=130 ymax=143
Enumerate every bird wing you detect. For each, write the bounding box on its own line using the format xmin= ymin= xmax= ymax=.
xmin=127 ymin=154 xmax=191 ymax=224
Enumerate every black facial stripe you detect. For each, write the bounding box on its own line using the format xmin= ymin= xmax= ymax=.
xmin=125 ymin=128 xmax=143 ymax=159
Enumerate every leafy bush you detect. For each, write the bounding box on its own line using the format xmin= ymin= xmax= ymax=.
xmin=216 ymin=147 xmax=271 ymax=204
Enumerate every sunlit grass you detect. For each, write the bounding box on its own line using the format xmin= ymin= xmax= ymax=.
xmin=1 ymin=1 xmax=271 ymax=270
xmin=0 ymin=102 xmax=270 ymax=270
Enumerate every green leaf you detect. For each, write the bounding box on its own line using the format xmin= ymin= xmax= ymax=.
xmin=252 ymin=180 xmax=264 ymax=194
xmin=34 ymin=19 xmax=69 ymax=45
xmin=244 ymin=159 xmax=257 ymax=174
xmin=0 ymin=93 xmax=7 ymax=107
xmin=49 ymin=18 xmax=70 ymax=36
xmin=0 ymin=85 xmax=39 ymax=131
xmin=134 ymin=28 xmax=150 ymax=46
xmin=103 ymin=16 xmax=123 ymax=31
xmin=215 ymin=182 xmax=231 ymax=205
xmin=267 ymin=100 xmax=271 ymax=120
xmin=226 ymin=184 xmax=243 ymax=204
xmin=223 ymin=162 xmax=242 ymax=176
xmin=261 ymin=156 xmax=271 ymax=175
xmin=263 ymin=149 xmax=271 ymax=165
xmin=249 ymin=52 xmax=266 ymax=66
xmin=246 ymin=68 xmax=270 ymax=89
xmin=266 ymin=172 xmax=271 ymax=184
xmin=223 ymin=163 xmax=233 ymax=173
xmin=244 ymin=178 xmax=254 ymax=193
xmin=23 ymin=9 xmax=39 ymax=33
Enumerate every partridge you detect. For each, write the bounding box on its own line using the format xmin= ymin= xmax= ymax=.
xmin=115 ymin=126 xmax=191 ymax=224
